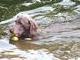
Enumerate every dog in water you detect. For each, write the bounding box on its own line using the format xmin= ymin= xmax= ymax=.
xmin=9 ymin=14 xmax=38 ymax=40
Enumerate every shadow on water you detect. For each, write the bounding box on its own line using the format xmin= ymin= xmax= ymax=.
xmin=9 ymin=40 xmax=41 ymax=50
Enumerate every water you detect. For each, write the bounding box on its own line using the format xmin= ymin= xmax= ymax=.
xmin=58 ymin=0 xmax=75 ymax=6
xmin=63 ymin=0 xmax=72 ymax=2
xmin=0 ymin=1 xmax=80 ymax=60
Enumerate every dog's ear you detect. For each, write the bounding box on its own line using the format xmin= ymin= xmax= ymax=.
xmin=29 ymin=20 xmax=38 ymax=35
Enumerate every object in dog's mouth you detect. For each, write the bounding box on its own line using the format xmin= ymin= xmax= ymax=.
xmin=11 ymin=36 xmax=19 ymax=41
xmin=25 ymin=38 xmax=32 ymax=41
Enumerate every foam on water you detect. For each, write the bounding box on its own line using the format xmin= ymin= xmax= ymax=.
xmin=13 ymin=49 xmax=60 ymax=60
xmin=0 ymin=39 xmax=17 ymax=52
xmin=58 ymin=0 xmax=75 ymax=6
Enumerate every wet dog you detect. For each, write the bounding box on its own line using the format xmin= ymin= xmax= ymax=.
xmin=9 ymin=15 xmax=38 ymax=40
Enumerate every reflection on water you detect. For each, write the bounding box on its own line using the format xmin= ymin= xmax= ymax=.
xmin=10 ymin=40 xmax=41 ymax=50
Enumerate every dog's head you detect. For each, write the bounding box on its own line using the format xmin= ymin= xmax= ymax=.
xmin=10 ymin=15 xmax=38 ymax=38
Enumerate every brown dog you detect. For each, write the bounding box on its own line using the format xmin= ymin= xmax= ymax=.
xmin=10 ymin=15 xmax=38 ymax=40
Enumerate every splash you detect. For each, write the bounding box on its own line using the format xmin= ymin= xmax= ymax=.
xmin=58 ymin=0 xmax=75 ymax=6
xmin=12 ymin=49 xmax=60 ymax=60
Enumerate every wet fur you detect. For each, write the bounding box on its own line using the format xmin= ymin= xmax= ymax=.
xmin=10 ymin=15 xmax=38 ymax=40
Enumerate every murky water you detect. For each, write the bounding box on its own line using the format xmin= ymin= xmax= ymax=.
xmin=0 ymin=0 xmax=80 ymax=60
